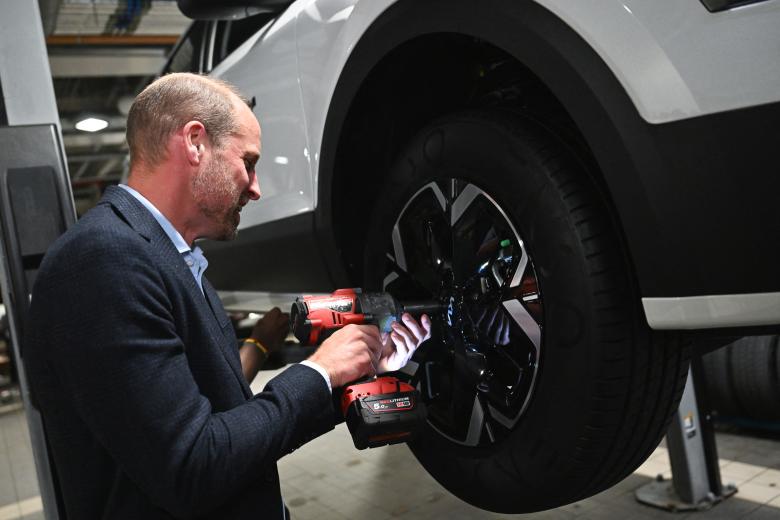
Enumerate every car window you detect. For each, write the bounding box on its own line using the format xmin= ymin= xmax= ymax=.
xmin=212 ymin=13 xmax=275 ymax=69
xmin=164 ymin=21 xmax=209 ymax=74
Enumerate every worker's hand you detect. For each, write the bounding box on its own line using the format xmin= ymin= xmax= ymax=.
xmin=249 ymin=307 xmax=289 ymax=353
xmin=308 ymin=324 xmax=383 ymax=388
xmin=377 ymin=313 xmax=432 ymax=373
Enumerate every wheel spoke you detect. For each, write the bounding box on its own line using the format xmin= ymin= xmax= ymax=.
xmin=391 ymin=223 xmax=408 ymax=272
xmin=382 ymin=271 xmax=399 ymax=290
xmin=451 ymin=215 xmax=494 ymax=286
xmin=487 ymin=402 xmax=519 ymax=430
xmin=507 ymin=240 xmax=528 ymax=289
xmin=393 ymin=182 xmax=448 ymax=272
xmin=450 ymin=183 xmax=482 ymax=227
xmin=502 ymin=299 xmax=541 ymax=353
xmin=383 ymin=254 xmax=432 ymax=297
xmin=382 ymin=178 xmax=543 ymax=447
xmin=390 ymin=183 xmax=452 ymax=295
xmin=463 ymin=395 xmax=486 ymax=446
xmin=425 ymin=220 xmax=446 ymax=273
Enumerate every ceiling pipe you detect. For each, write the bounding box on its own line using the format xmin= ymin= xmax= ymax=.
xmin=46 ymin=34 xmax=180 ymax=45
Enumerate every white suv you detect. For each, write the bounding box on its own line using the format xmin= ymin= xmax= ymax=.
xmin=169 ymin=0 xmax=780 ymax=512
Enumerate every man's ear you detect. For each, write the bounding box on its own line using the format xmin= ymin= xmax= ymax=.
xmin=182 ymin=120 xmax=207 ymax=166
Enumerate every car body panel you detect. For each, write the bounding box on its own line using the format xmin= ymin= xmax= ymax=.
xmin=537 ymin=0 xmax=780 ymax=123
xmin=215 ymin=0 xmax=780 ymax=225
xmin=209 ymin=3 xmax=316 ymax=229
xmin=194 ymin=0 xmax=780 ymax=331
xmin=294 ymin=0 xmax=394 ymax=210
xmin=644 ymin=293 xmax=780 ymax=330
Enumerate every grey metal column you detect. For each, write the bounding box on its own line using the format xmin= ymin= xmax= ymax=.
xmin=635 ymin=360 xmax=737 ymax=511
xmin=0 ymin=1 xmax=78 ymax=518
xmin=667 ymin=367 xmax=712 ymax=504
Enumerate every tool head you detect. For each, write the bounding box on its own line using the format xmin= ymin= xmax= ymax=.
xmin=401 ymin=301 xmax=446 ymax=316
xmin=289 ymin=299 xmax=312 ymax=344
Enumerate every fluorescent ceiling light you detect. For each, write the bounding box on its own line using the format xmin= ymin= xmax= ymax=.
xmin=75 ymin=117 xmax=108 ymax=132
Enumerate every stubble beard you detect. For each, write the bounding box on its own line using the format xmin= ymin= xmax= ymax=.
xmin=192 ymin=151 xmax=244 ymax=241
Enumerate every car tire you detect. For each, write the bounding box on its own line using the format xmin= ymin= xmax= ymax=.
xmin=726 ymin=336 xmax=779 ymax=422
xmin=362 ymin=110 xmax=690 ymax=512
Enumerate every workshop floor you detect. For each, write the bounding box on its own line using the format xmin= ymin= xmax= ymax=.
xmin=0 ymin=368 xmax=778 ymax=519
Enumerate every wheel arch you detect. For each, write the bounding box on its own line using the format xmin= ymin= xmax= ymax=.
xmin=314 ymin=0 xmax=667 ymax=301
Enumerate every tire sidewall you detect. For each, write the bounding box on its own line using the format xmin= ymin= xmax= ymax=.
xmin=364 ymin=111 xmax=634 ymax=510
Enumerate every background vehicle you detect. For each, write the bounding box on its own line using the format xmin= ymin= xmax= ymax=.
xmin=172 ymin=0 xmax=780 ymax=512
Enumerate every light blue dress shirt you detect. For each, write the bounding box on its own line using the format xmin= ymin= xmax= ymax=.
xmin=119 ymin=184 xmax=208 ymax=294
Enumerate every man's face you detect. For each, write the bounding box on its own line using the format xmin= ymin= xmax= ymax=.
xmin=192 ymin=103 xmax=261 ymax=240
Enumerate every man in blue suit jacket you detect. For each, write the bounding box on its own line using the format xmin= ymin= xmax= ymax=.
xmin=25 ymin=73 xmax=431 ymax=519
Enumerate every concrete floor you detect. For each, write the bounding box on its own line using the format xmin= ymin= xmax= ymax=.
xmin=271 ymin=423 xmax=780 ymax=520
xmin=0 ymin=402 xmax=43 ymax=520
xmin=0 ymin=367 xmax=778 ymax=519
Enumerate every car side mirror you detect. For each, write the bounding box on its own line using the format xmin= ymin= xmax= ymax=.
xmin=177 ymin=0 xmax=293 ymax=20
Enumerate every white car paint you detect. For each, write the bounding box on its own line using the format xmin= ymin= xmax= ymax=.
xmin=643 ymin=293 xmax=780 ymax=330
xmin=293 ymin=0 xmax=780 ymax=215
xmin=210 ymin=0 xmax=780 ymax=329
xmin=294 ymin=0 xmax=395 ymax=210
xmin=537 ymin=0 xmax=780 ymax=123
xmin=210 ymin=4 xmax=316 ymax=229
xmin=218 ymin=0 xmax=780 ymax=227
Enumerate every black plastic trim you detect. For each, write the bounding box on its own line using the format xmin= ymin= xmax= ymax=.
xmin=315 ymin=0 xmax=780 ymax=301
xmin=161 ymin=21 xmax=206 ymax=75
xmin=177 ymin=0 xmax=289 ymax=21
xmin=642 ymin=102 xmax=780 ymax=297
xmin=0 ymin=80 xmax=7 ymax=127
xmin=200 ymin=212 xmax=334 ymax=292
xmin=700 ymin=0 xmax=770 ymax=12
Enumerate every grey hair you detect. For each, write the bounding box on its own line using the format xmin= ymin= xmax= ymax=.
xmin=126 ymin=72 xmax=250 ymax=168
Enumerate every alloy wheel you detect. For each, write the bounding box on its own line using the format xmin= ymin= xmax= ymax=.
xmin=382 ymin=179 xmax=544 ymax=447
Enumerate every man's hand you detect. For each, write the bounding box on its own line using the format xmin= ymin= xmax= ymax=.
xmin=307 ymin=325 xmax=384 ymax=388
xmin=378 ymin=313 xmax=432 ymax=373
xmin=249 ymin=307 xmax=289 ymax=353
xmin=306 ymin=314 xmax=432 ymax=387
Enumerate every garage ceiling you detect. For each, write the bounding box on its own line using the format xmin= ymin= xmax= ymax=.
xmin=40 ymin=0 xmax=190 ymax=214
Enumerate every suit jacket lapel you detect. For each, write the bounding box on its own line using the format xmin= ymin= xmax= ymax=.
xmin=165 ymin=250 xmax=252 ymax=398
xmin=202 ymin=278 xmax=252 ymax=397
xmin=101 ymin=187 xmax=252 ymax=398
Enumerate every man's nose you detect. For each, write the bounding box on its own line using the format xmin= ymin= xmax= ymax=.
xmin=248 ymin=173 xmax=261 ymax=200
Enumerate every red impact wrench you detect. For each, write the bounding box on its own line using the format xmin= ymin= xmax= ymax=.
xmin=290 ymin=288 xmax=442 ymax=449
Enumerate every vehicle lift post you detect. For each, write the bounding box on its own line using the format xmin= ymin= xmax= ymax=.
xmin=635 ymin=356 xmax=737 ymax=512
xmin=0 ymin=1 xmax=77 ymax=518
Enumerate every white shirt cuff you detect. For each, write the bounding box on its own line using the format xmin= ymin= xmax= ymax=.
xmin=299 ymin=360 xmax=332 ymax=394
